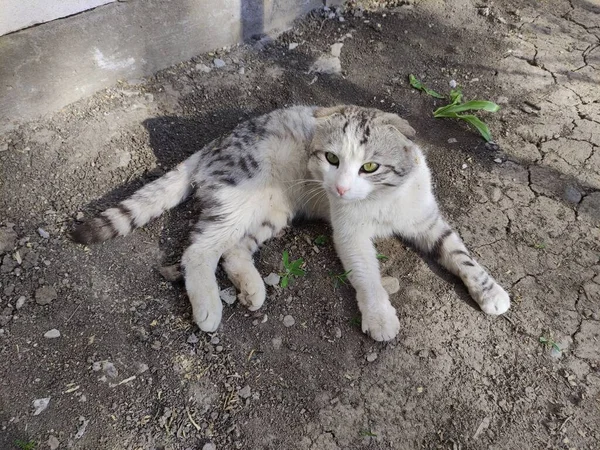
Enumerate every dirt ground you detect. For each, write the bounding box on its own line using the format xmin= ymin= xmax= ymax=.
xmin=1 ymin=0 xmax=599 ymax=449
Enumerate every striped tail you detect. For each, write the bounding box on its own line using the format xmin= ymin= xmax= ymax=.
xmin=71 ymin=153 xmax=201 ymax=244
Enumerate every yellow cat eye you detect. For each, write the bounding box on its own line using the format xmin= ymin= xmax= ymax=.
xmin=325 ymin=152 xmax=339 ymax=165
xmin=361 ymin=162 xmax=379 ymax=173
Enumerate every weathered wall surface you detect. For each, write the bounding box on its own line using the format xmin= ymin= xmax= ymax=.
xmin=0 ymin=0 xmax=322 ymax=131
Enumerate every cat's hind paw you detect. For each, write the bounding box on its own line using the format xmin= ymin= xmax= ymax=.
xmin=193 ymin=297 xmax=223 ymax=332
xmin=477 ymin=283 xmax=511 ymax=316
xmin=237 ymin=278 xmax=266 ymax=311
xmin=361 ymin=303 xmax=400 ymax=342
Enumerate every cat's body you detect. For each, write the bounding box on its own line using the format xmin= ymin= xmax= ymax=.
xmin=73 ymin=105 xmax=510 ymax=341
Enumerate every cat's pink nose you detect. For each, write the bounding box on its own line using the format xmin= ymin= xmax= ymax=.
xmin=336 ymin=185 xmax=349 ymax=196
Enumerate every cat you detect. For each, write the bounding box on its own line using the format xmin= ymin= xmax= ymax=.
xmin=72 ymin=105 xmax=510 ymax=341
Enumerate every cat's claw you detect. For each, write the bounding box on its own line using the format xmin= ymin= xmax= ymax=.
xmin=193 ymin=298 xmax=223 ymax=332
xmin=237 ymin=280 xmax=266 ymax=311
xmin=476 ymin=283 xmax=511 ymax=316
xmin=361 ymin=303 xmax=401 ymax=342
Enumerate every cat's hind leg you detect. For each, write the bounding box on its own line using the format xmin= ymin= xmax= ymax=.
xmin=399 ymin=207 xmax=510 ymax=315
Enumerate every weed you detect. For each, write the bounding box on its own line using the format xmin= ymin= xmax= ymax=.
xmin=532 ymin=242 xmax=546 ymax=250
xmin=279 ymin=250 xmax=305 ymax=288
xmin=360 ymin=430 xmax=378 ymax=437
xmin=376 ymin=253 xmax=389 ymax=262
xmin=349 ymin=316 xmax=362 ymax=327
xmin=15 ymin=441 xmax=36 ymax=450
xmin=409 ymin=75 xmax=500 ymax=142
xmin=539 ymin=334 xmax=561 ymax=352
xmin=314 ymin=235 xmax=328 ymax=246
xmin=329 ymin=269 xmax=352 ymax=288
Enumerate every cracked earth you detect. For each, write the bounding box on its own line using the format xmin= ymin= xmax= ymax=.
xmin=0 ymin=0 xmax=599 ymax=449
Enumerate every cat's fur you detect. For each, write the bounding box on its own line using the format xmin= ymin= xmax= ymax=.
xmin=72 ymin=105 xmax=510 ymax=341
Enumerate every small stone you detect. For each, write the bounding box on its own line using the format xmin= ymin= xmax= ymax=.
xmin=449 ymin=79 xmax=457 ymax=88
xmin=493 ymin=158 xmax=503 ymax=163
xmin=76 ymin=212 xmax=85 ymax=221
xmin=196 ymin=63 xmax=212 ymax=73
xmin=461 ymin=163 xmax=468 ymax=169
xmin=0 ymin=226 xmax=17 ymax=255
xmin=151 ymin=340 xmax=162 ymax=350
xmin=44 ymin=329 xmax=60 ymax=339
xmin=35 ymin=286 xmax=57 ymax=305
xmin=32 ymin=397 xmax=51 ymax=415
xmin=334 ymin=327 xmax=342 ymax=339
xmin=563 ymin=185 xmax=582 ymax=204
xmin=102 ymin=361 xmax=118 ymax=378
xmin=366 ymin=352 xmax=378 ymax=362
xmin=187 ymin=333 xmax=199 ymax=344
xmin=135 ymin=362 xmax=149 ymax=374
xmin=330 ymin=42 xmax=344 ymax=57
xmin=219 ymin=287 xmax=237 ymax=305
xmin=448 ymin=138 xmax=457 ymax=144
xmin=496 ymin=96 xmax=509 ymax=105
xmin=382 ymin=277 xmax=400 ymax=295
xmin=0 ymin=142 xmax=8 ymax=152
xmin=47 ymin=435 xmax=60 ymax=450
xmin=203 ymin=443 xmax=217 ymax=450
xmin=490 ymin=187 xmax=502 ymax=203
xmin=338 ymin=16 xmax=345 ymax=22
xmin=213 ymin=58 xmax=226 ymax=68
xmin=16 ymin=296 xmax=26 ymax=309
xmin=238 ymin=67 xmax=245 ymax=75
xmin=210 ymin=336 xmax=220 ymax=345
xmin=144 ymin=93 xmax=154 ymax=102
xmin=283 ymin=315 xmax=295 ymax=327
xmin=272 ymin=337 xmax=282 ymax=350
xmin=216 ymin=345 xmax=223 ymax=352
xmin=37 ymin=228 xmax=50 ymax=239
xmin=264 ymin=273 xmax=281 ymax=287
xmin=238 ymin=385 xmax=251 ymax=399
xmin=288 ymin=42 xmax=299 ymax=50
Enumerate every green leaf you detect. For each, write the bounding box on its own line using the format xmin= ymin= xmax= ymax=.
xmin=349 ymin=316 xmax=362 ymax=326
xmin=408 ymin=74 xmax=445 ymax=99
xmin=376 ymin=253 xmax=388 ymax=261
xmin=360 ymin=430 xmax=378 ymax=437
xmin=539 ymin=336 xmax=548 ymax=344
xmin=435 ymin=112 xmax=493 ymax=142
xmin=314 ymin=235 xmax=327 ymax=246
xmin=282 ymin=250 xmax=289 ymax=268
xmin=290 ymin=268 xmax=306 ymax=276
xmin=280 ymin=276 xmax=289 ymax=288
xmin=434 ymin=100 xmax=500 ymax=116
xmin=449 ymin=87 xmax=463 ymax=105
xmin=551 ymin=342 xmax=561 ymax=352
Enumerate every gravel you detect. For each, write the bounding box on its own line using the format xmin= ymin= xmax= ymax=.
xmin=381 ymin=276 xmax=400 ymax=295
xmin=219 ymin=287 xmax=237 ymax=305
xmin=264 ymin=273 xmax=281 ymax=286
xmin=272 ymin=337 xmax=283 ymax=350
xmin=283 ymin=315 xmax=295 ymax=327
xmin=238 ymin=385 xmax=252 ymax=399
xmin=366 ymin=352 xmax=378 ymax=362
xmin=203 ymin=443 xmax=217 ymax=450
xmin=32 ymin=397 xmax=51 ymax=415
xmin=35 ymin=286 xmax=57 ymax=305
xmin=187 ymin=333 xmax=199 ymax=344
xmin=44 ymin=329 xmax=61 ymax=339
xmin=213 ymin=58 xmax=226 ymax=68
xmin=38 ymin=228 xmax=50 ymax=239
xmin=15 ymin=296 xmax=26 ymax=309
xmin=0 ymin=226 xmax=17 ymax=254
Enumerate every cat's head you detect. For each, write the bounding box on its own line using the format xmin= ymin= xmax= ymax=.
xmin=309 ymin=105 xmax=419 ymax=202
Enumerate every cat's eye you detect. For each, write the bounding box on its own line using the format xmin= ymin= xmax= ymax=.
xmin=325 ymin=152 xmax=339 ymax=166
xmin=361 ymin=162 xmax=380 ymax=173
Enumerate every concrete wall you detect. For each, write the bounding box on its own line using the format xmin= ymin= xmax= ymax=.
xmin=0 ymin=0 xmax=322 ymax=131
xmin=0 ymin=0 xmax=115 ymax=36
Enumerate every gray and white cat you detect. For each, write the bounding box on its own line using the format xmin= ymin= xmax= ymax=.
xmin=72 ymin=105 xmax=510 ymax=341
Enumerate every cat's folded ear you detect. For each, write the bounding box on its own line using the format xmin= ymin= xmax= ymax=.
xmin=373 ymin=113 xmax=416 ymax=139
xmin=314 ymin=105 xmax=347 ymax=118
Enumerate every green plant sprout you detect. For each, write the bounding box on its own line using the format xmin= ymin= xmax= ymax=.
xmin=329 ymin=269 xmax=352 ymax=288
xmin=14 ymin=440 xmax=37 ymax=450
xmin=279 ymin=250 xmax=305 ymax=288
xmin=376 ymin=253 xmax=389 ymax=262
xmin=539 ymin=334 xmax=560 ymax=352
xmin=314 ymin=235 xmax=328 ymax=246
xmin=409 ymin=75 xmax=500 ymax=142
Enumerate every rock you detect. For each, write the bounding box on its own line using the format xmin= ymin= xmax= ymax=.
xmin=159 ymin=264 xmax=182 ymax=281
xmin=35 ymin=286 xmax=57 ymax=305
xmin=47 ymin=435 xmax=60 ymax=450
xmin=238 ymin=385 xmax=251 ymax=399
xmin=330 ymin=42 xmax=344 ymax=57
xmin=203 ymin=443 xmax=217 ymax=450
xmin=187 ymin=333 xmax=199 ymax=344
xmin=366 ymin=352 xmax=378 ymax=362
xmin=37 ymin=228 xmax=50 ymax=239
xmin=44 ymin=329 xmax=60 ymax=339
xmin=15 ymin=296 xmax=26 ymax=309
xmin=497 ymin=96 xmax=509 ymax=104
xmin=219 ymin=287 xmax=237 ymax=305
xmin=334 ymin=327 xmax=342 ymax=339
xmin=283 ymin=315 xmax=295 ymax=327
xmin=310 ymin=56 xmax=342 ymax=75
xmin=238 ymin=67 xmax=245 ymax=75
xmin=263 ymin=273 xmax=281 ymax=287
xmin=213 ymin=58 xmax=226 ymax=68
xmin=151 ymin=340 xmax=162 ymax=350
xmin=75 ymin=416 xmax=89 ymax=439
xmin=448 ymin=138 xmax=457 ymax=144
xmin=272 ymin=337 xmax=282 ymax=350
xmin=288 ymin=42 xmax=299 ymax=50
xmin=102 ymin=361 xmax=118 ymax=378
xmin=461 ymin=163 xmax=468 ymax=169
xmin=76 ymin=211 xmax=85 ymax=221
xmin=382 ymin=277 xmax=400 ymax=295
xmin=32 ymin=397 xmax=51 ymax=415
xmin=135 ymin=362 xmax=149 ymax=374
xmin=490 ymin=187 xmax=502 ymax=203
xmin=579 ymin=192 xmax=600 ymax=225
xmin=449 ymin=79 xmax=457 ymax=88
xmin=196 ymin=63 xmax=212 ymax=73
xmin=210 ymin=336 xmax=220 ymax=345
xmin=0 ymin=226 xmax=17 ymax=254
xmin=493 ymin=158 xmax=503 ymax=163
xmin=563 ymin=185 xmax=582 ymax=204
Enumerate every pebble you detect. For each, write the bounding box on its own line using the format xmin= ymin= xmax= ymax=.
xmin=102 ymin=361 xmax=118 ymax=378
xmin=238 ymin=67 xmax=245 ymax=75
xmin=0 ymin=226 xmax=17 ymax=254
xmin=366 ymin=352 xmax=378 ymax=362
xmin=334 ymin=327 xmax=342 ymax=339
xmin=330 ymin=42 xmax=344 ymax=57
xmin=187 ymin=333 xmax=199 ymax=344
xmin=210 ymin=336 xmax=220 ymax=345
xmin=135 ymin=362 xmax=149 ymax=374
xmin=151 ymin=340 xmax=162 ymax=350
xmin=196 ymin=63 xmax=212 ymax=73
xmin=216 ymin=345 xmax=223 ymax=352
xmin=461 ymin=163 xmax=468 ymax=169
xmin=490 ymin=187 xmax=502 ymax=203
xmin=263 ymin=273 xmax=281 ymax=287
xmin=288 ymin=42 xmax=299 ymax=50
xmin=44 ymin=329 xmax=60 ymax=339
xmin=238 ymin=385 xmax=252 ymax=399
xmin=47 ymin=435 xmax=60 ymax=450
xmin=213 ymin=58 xmax=226 ymax=68
xmin=497 ymin=96 xmax=509 ymax=105
xmin=449 ymin=79 xmax=457 ymax=88
xmin=283 ymin=315 xmax=295 ymax=327
xmin=76 ymin=211 xmax=85 ymax=221
xmin=448 ymin=138 xmax=457 ymax=143
xmin=37 ymin=228 xmax=50 ymax=239
xmin=203 ymin=443 xmax=217 ymax=450
xmin=35 ymin=286 xmax=57 ymax=305
xmin=15 ymin=296 xmax=26 ymax=309
xmin=272 ymin=337 xmax=283 ymax=350
xmin=32 ymin=397 xmax=51 ymax=415
xmin=219 ymin=287 xmax=237 ymax=305
xmin=493 ymin=158 xmax=503 ymax=163
xmin=382 ymin=277 xmax=400 ymax=295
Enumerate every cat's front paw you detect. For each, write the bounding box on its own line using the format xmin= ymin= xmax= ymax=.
xmin=476 ymin=282 xmax=511 ymax=315
xmin=192 ymin=296 xmax=223 ymax=332
xmin=361 ymin=302 xmax=400 ymax=342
